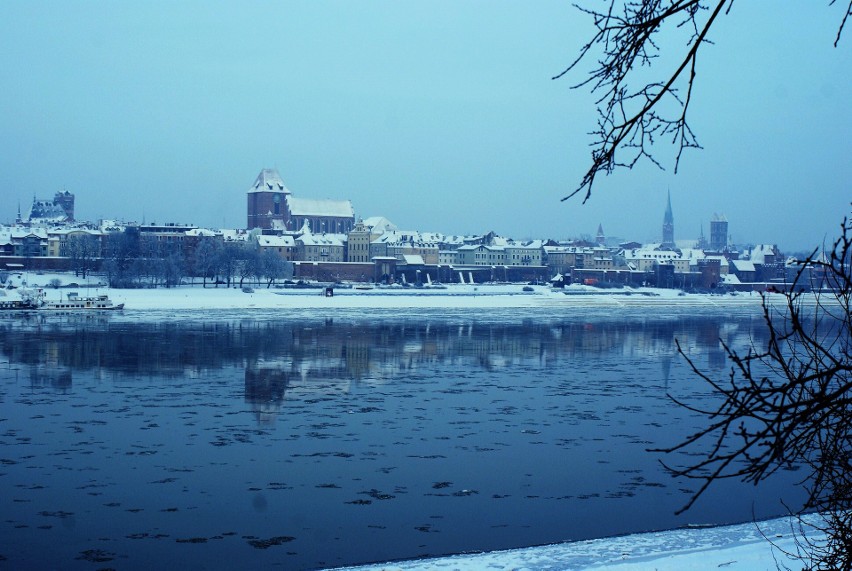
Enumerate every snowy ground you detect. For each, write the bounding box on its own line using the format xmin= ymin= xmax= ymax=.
xmin=1 ymin=271 xmax=780 ymax=311
xmin=331 ymin=515 xmax=823 ymax=571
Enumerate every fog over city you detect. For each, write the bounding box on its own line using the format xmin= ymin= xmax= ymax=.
xmin=1 ymin=2 xmax=849 ymax=251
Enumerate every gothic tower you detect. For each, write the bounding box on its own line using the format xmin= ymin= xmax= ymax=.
xmin=246 ymin=168 xmax=290 ymax=230
xmin=710 ymin=213 xmax=728 ymax=251
xmin=661 ymin=190 xmax=674 ymax=248
xmin=53 ymin=190 xmax=75 ymax=221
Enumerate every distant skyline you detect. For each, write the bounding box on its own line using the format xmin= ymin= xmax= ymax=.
xmin=1 ymin=2 xmax=849 ymax=251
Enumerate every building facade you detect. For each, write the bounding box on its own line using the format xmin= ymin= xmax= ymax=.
xmin=710 ymin=213 xmax=728 ymax=251
xmin=246 ymin=168 xmax=355 ymax=233
xmin=27 ymin=191 xmax=75 ymax=224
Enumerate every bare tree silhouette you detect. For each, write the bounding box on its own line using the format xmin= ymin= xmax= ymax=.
xmin=558 ymin=0 xmax=851 ymax=202
xmin=657 ymin=213 xmax=852 ymax=569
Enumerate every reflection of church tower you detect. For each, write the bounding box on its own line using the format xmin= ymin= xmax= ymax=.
xmin=661 ymin=355 xmax=672 ymax=392
xmin=596 ymin=223 xmax=606 ymax=245
xmin=245 ymin=363 xmax=290 ymax=426
xmin=661 ymin=190 xmax=674 ymax=249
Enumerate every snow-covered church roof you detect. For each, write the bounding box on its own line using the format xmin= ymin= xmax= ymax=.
xmin=28 ymin=199 xmax=69 ymax=223
xmin=248 ymin=168 xmax=290 ymax=194
xmin=287 ymin=196 xmax=354 ymax=218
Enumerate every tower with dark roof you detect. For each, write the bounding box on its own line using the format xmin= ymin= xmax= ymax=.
xmin=246 ymin=168 xmax=290 ymax=230
xmin=246 ymin=167 xmax=355 ymax=232
xmin=710 ymin=213 xmax=728 ymax=251
xmin=661 ymin=190 xmax=674 ymax=248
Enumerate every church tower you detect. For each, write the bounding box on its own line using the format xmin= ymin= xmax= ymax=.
xmin=596 ymin=223 xmax=606 ymax=245
xmin=246 ymin=168 xmax=291 ymax=230
xmin=661 ymin=190 xmax=674 ymax=249
xmin=710 ymin=213 xmax=728 ymax=251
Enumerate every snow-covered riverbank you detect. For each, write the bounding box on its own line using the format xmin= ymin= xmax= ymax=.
xmin=108 ymin=284 xmax=768 ymax=311
xmin=332 ymin=515 xmax=822 ymax=571
xmin=3 ymin=276 xmax=779 ymax=311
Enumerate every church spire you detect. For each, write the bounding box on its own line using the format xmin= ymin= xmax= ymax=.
xmin=662 ymin=189 xmax=675 ymax=248
xmin=596 ymin=223 xmax=606 ymax=245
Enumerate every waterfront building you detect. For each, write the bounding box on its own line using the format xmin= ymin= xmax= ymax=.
xmin=27 ymin=191 xmax=75 ymax=224
xmin=246 ymin=168 xmax=355 ymax=233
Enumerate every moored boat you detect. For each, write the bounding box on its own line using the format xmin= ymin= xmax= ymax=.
xmin=0 ymin=298 xmax=40 ymax=310
xmin=0 ymin=288 xmax=40 ymax=311
xmin=39 ymin=292 xmax=124 ymax=311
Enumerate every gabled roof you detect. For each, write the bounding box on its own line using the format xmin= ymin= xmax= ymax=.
xmin=506 ymin=239 xmax=543 ymax=250
xmin=748 ymin=244 xmax=778 ymax=264
xmin=731 ymin=259 xmax=756 ymax=273
xmin=258 ymin=235 xmax=295 ymax=247
xmin=28 ymin=199 xmax=68 ymax=223
xmin=248 ymin=168 xmax=290 ymax=194
xmin=287 ymin=196 xmax=354 ymax=218
xmin=361 ymin=216 xmax=398 ymax=233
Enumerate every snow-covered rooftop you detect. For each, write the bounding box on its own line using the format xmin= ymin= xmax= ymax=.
xmin=184 ymin=228 xmax=218 ymax=238
xmin=287 ymin=196 xmax=354 ymax=218
xmin=298 ymin=233 xmax=346 ymax=247
xmin=247 ymin=168 xmax=289 ymax=194
xmin=747 ymin=244 xmax=778 ymax=264
xmin=258 ymin=235 xmax=295 ymax=248
xmin=731 ymin=259 xmax=756 ymax=273
xmin=361 ymin=216 xmax=398 ymax=233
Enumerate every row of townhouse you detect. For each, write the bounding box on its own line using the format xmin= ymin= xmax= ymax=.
xmin=3 ymin=218 xmax=787 ymax=289
xmin=454 ymin=239 xmax=544 ymax=266
xmin=1 ymin=226 xmax=111 ymax=259
xmin=255 ymin=220 xmax=551 ymax=271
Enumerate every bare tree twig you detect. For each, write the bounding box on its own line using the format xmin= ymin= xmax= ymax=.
xmin=560 ymin=1 xmax=851 ymax=203
xmin=655 ymin=210 xmax=852 ymax=569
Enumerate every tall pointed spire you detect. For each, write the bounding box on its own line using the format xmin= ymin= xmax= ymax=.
xmin=596 ymin=223 xmax=606 ymax=245
xmin=662 ymin=189 xmax=675 ymax=248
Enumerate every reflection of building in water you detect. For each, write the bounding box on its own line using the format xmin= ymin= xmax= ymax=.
xmin=22 ymin=338 xmax=73 ymax=391
xmin=661 ymin=355 xmax=672 ymax=391
xmin=29 ymin=364 xmax=72 ymax=391
xmin=1 ymin=315 xmax=772 ymax=404
xmin=707 ymin=349 xmax=727 ymax=371
xmin=245 ymin=361 xmax=290 ymax=426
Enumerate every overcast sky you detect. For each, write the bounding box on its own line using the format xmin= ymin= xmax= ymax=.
xmin=1 ymin=1 xmax=849 ymax=251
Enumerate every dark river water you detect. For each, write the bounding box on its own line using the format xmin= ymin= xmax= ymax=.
xmin=0 ymin=307 xmax=807 ymax=569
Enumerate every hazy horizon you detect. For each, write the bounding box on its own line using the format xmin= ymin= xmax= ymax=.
xmin=2 ymin=2 xmax=849 ymax=251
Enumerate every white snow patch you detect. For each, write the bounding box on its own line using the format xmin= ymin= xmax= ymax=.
xmin=330 ymin=516 xmax=823 ymax=571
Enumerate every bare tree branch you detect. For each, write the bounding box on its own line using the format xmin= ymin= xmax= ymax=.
xmin=654 ymin=210 xmax=852 ymax=568
xmin=560 ymin=1 xmax=851 ymax=203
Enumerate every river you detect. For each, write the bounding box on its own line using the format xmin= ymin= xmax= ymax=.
xmin=0 ymin=307 xmax=807 ymax=569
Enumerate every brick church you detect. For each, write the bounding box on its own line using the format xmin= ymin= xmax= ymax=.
xmin=246 ymin=168 xmax=355 ymax=233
